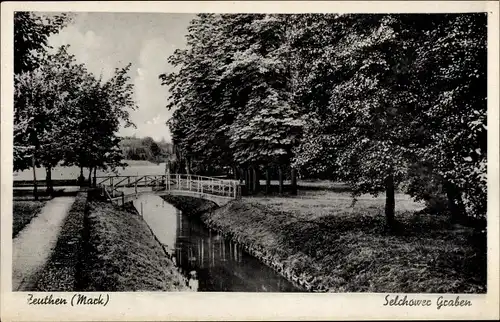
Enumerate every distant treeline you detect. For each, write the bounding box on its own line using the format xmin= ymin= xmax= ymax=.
xmin=119 ymin=136 xmax=173 ymax=163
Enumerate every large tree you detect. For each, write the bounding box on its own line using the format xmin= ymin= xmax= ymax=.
xmin=14 ymin=46 xmax=88 ymax=195
xmin=292 ymin=14 xmax=487 ymax=225
xmin=63 ymin=64 xmax=137 ymax=185
xmin=162 ymin=14 xmax=304 ymax=193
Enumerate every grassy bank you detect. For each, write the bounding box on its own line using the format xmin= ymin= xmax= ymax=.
xmin=162 ymin=193 xmax=486 ymax=293
xmin=34 ymin=192 xmax=87 ymax=291
xmin=80 ymin=199 xmax=188 ymax=291
xmin=12 ymin=200 xmax=46 ymax=238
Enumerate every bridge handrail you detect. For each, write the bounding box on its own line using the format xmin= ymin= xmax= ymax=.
xmin=96 ymin=173 xmax=239 ymax=184
xmin=168 ymin=174 xmax=240 ymax=184
xmin=97 ymin=173 xmax=241 ymax=205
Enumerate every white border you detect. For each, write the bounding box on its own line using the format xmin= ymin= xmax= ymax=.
xmin=1 ymin=1 xmax=499 ymax=321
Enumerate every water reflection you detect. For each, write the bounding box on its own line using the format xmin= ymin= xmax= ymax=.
xmin=134 ymin=194 xmax=299 ymax=292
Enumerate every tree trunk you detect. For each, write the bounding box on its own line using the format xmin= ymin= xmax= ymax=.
xmin=385 ymin=173 xmax=396 ymax=229
xmin=252 ymin=166 xmax=260 ymax=194
xmin=240 ymin=168 xmax=245 ymax=184
xmin=278 ymin=165 xmax=284 ymax=194
xmin=291 ymin=167 xmax=297 ymax=195
xmin=88 ymin=167 xmax=92 ymax=187
xmin=32 ymin=154 xmax=38 ymax=201
xmin=233 ymin=166 xmax=238 ymax=180
xmin=444 ymin=181 xmax=467 ymax=224
xmin=185 ymin=157 xmax=191 ymax=175
xmin=247 ymin=168 xmax=253 ymax=195
xmin=266 ymin=167 xmax=271 ymax=195
xmin=93 ymin=167 xmax=97 ymax=187
xmin=46 ymin=166 xmax=53 ymax=195
xmin=243 ymin=168 xmax=248 ymax=194
xmin=78 ymin=166 xmax=84 ymax=186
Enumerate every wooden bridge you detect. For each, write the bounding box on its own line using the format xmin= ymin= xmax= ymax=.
xmin=96 ymin=174 xmax=241 ymax=207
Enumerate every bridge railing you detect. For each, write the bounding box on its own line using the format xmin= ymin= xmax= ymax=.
xmin=97 ymin=173 xmax=241 ymax=206
xmin=166 ymin=174 xmax=241 ymax=199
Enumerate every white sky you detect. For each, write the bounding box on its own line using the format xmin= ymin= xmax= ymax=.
xmin=47 ymin=12 xmax=195 ymax=142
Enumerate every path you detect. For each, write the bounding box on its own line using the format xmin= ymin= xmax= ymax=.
xmin=12 ymin=196 xmax=76 ymax=291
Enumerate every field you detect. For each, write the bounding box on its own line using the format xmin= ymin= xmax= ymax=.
xmin=13 ymin=160 xmax=167 ymax=182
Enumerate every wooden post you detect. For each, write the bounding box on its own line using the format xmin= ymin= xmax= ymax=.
xmin=111 ymin=177 xmax=114 ymax=197
xmin=135 ymin=179 xmax=137 ymax=196
xmin=122 ymin=192 xmax=125 ymax=208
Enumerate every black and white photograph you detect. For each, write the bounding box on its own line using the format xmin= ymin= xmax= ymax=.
xmin=1 ymin=1 xmax=499 ymax=320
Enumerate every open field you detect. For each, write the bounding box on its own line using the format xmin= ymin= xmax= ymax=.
xmin=12 ymin=200 xmax=46 ymax=238
xmin=13 ymin=160 xmax=167 ymax=181
xmin=247 ymin=189 xmax=426 ymax=214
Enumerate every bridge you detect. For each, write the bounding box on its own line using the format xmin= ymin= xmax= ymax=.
xmin=96 ymin=173 xmax=241 ymax=207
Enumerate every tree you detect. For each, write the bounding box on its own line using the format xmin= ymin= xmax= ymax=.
xmin=14 ymin=46 xmax=88 ymax=195
xmin=63 ymin=64 xmax=137 ymax=185
xmin=292 ymin=14 xmax=487 ymax=226
xmin=162 ymin=14 xmax=304 ymax=194
xmin=14 ymin=12 xmax=71 ymax=75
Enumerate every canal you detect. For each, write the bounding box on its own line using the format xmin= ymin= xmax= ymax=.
xmin=133 ymin=194 xmax=300 ymax=292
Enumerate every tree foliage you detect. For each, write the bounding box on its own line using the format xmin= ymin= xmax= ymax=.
xmin=14 ymin=12 xmax=71 ymax=74
xmin=14 ymin=13 xmax=138 ymax=191
xmin=163 ymin=13 xmax=487 ymax=222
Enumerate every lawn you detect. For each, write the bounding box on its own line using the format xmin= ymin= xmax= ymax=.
xmin=200 ymin=189 xmax=486 ymax=293
xmin=12 ymin=200 xmax=46 ymax=238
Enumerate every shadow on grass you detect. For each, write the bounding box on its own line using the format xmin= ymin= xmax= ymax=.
xmin=13 ymin=188 xmax=79 ymax=201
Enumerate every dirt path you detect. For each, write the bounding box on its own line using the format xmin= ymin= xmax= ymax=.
xmin=12 ymin=196 xmax=76 ymax=291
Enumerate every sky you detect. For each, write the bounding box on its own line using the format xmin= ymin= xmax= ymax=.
xmin=47 ymin=12 xmax=195 ymax=142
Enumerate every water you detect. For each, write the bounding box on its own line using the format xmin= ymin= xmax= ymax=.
xmin=133 ymin=194 xmax=300 ymax=292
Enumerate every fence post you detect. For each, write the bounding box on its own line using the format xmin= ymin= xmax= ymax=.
xmin=122 ymin=192 xmax=125 ymax=208
xmin=135 ymin=179 xmax=137 ymax=196
xmin=111 ymin=177 xmax=114 ymax=197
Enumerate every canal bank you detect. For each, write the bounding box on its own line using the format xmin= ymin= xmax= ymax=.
xmin=137 ymin=194 xmax=300 ymax=292
xmin=78 ymin=198 xmax=188 ymax=292
xmin=160 ymin=194 xmax=487 ymax=294
xmin=160 ymin=195 xmax=313 ymax=292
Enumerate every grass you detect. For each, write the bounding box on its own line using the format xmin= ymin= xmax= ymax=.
xmin=80 ymin=199 xmax=188 ymax=291
xmin=12 ymin=200 xmax=46 ymax=238
xmin=166 ymin=189 xmax=486 ymax=293
xmin=34 ymin=192 xmax=87 ymax=291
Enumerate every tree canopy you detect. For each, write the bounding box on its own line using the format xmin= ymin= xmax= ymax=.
xmin=162 ymin=13 xmax=487 ymax=224
xmin=14 ymin=14 xmax=138 ymax=194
